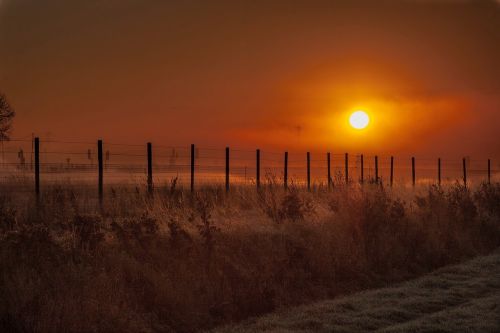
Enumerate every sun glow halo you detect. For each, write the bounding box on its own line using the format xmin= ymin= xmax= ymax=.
xmin=349 ymin=110 xmax=370 ymax=129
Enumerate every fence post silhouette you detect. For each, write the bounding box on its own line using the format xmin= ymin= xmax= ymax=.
xmin=98 ymin=140 xmax=103 ymax=205
xmin=375 ymin=155 xmax=379 ymax=184
xmin=412 ymin=157 xmax=416 ymax=187
xmin=256 ymin=149 xmax=260 ymax=189
xmin=463 ymin=157 xmax=467 ymax=187
xmin=345 ymin=153 xmax=349 ymax=185
xmin=225 ymin=147 xmax=230 ymax=192
xmin=34 ymin=137 xmax=40 ymax=197
xmin=284 ymin=152 xmax=288 ymax=190
xmin=327 ymin=152 xmax=331 ymax=189
xmin=307 ymin=152 xmax=311 ymax=191
xmin=147 ymin=142 xmax=153 ymax=194
xmin=438 ymin=158 xmax=441 ymax=186
xmin=360 ymin=154 xmax=364 ymax=184
xmin=487 ymin=159 xmax=491 ymax=184
xmin=390 ymin=156 xmax=394 ymax=187
xmin=190 ymin=144 xmax=195 ymax=192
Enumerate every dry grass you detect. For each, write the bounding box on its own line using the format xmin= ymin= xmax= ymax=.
xmin=0 ymin=181 xmax=499 ymax=332
xmin=213 ymin=248 xmax=500 ymax=333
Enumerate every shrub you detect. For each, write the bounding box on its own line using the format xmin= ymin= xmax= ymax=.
xmin=73 ymin=214 xmax=104 ymax=252
xmin=0 ymin=182 xmax=499 ymax=332
xmin=0 ymin=195 xmax=16 ymax=233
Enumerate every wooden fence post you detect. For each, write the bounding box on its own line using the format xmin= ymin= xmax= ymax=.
xmin=284 ymin=151 xmax=288 ymax=190
xmin=306 ymin=152 xmax=311 ymax=191
xmin=34 ymin=137 xmax=40 ymax=197
xmin=256 ymin=149 xmax=260 ymax=189
xmin=345 ymin=153 xmax=349 ymax=185
xmin=225 ymin=147 xmax=230 ymax=192
xmin=488 ymin=159 xmax=491 ymax=185
xmin=147 ymin=142 xmax=153 ymax=194
xmin=327 ymin=152 xmax=331 ymax=189
xmin=463 ymin=157 xmax=467 ymax=187
xmin=412 ymin=156 xmax=416 ymax=187
xmin=438 ymin=158 xmax=441 ymax=186
xmin=190 ymin=144 xmax=195 ymax=192
xmin=375 ymin=155 xmax=379 ymax=184
xmin=98 ymin=139 xmax=103 ymax=205
xmin=390 ymin=156 xmax=394 ymax=187
xmin=360 ymin=154 xmax=364 ymax=184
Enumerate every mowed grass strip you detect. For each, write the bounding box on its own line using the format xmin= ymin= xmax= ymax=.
xmin=213 ymin=249 xmax=500 ymax=333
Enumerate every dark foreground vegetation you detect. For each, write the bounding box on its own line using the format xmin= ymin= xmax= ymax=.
xmin=0 ymin=181 xmax=499 ymax=332
xmin=215 ymin=248 xmax=500 ymax=333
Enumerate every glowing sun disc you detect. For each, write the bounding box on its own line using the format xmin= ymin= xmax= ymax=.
xmin=349 ymin=111 xmax=370 ymax=129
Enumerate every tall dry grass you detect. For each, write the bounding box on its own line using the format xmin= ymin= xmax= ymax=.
xmin=0 ymin=181 xmax=499 ymax=332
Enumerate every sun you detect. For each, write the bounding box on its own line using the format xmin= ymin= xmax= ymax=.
xmin=349 ymin=110 xmax=370 ymax=129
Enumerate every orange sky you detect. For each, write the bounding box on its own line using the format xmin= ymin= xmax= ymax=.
xmin=0 ymin=0 xmax=499 ymax=157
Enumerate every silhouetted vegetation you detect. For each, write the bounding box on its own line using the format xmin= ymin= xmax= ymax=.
xmin=0 ymin=182 xmax=499 ymax=332
xmin=0 ymin=92 xmax=15 ymax=141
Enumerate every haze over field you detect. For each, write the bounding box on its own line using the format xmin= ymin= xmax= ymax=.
xmin=1 ymin=2 xmax=500 ymax=332
xmin=0 ymin=0 xmax=499 ymax=157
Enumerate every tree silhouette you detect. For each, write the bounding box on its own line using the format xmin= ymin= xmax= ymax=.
xmin=0 ymin=93 xmax=15 ymax=141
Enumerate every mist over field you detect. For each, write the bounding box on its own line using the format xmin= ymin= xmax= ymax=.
xmin=1 ymin=0 xmax=499 ymax=156
xmin=1 ymin=0 xmax=500 ymax=332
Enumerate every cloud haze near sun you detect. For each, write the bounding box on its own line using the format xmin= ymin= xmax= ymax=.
xmin=0 ymin=0 xmax=499 ymax=157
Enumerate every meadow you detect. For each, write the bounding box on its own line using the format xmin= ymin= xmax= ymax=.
xmin=0 ymin=180 xmax=499 ymax=332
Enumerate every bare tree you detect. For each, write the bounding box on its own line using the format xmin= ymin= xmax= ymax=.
xmin=0 ymin=93 xmax=15 ymax=141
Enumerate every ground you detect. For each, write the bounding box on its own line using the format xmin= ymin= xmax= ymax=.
xmin=213 ymin=249 xmax=500 ymax=333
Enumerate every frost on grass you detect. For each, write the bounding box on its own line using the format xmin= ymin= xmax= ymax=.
xmin=0 ymin=182 xmax=499 ymax=332
xmin=214 ymin=249 xmax=500 ymax=333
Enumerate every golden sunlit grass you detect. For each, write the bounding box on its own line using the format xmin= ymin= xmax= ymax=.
xmin=0 ymin=181 xmax=499 ymax=332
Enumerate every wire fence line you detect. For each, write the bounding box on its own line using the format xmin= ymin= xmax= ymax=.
xmin=0 ymin=137 xmax=498 ymax=195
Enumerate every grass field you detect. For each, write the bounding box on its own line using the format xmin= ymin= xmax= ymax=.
xmin=214 ymin=248 xmax=500 ymax=333
xmin=0 ymin=181 xmax=499 ymax=332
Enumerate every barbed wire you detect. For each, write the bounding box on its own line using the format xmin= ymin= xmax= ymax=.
xmin=1 ymin=138 xmax=498 ymax=189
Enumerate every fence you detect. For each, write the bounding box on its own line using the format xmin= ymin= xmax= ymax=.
xmin=0 ymin=137 xmax=498 ymax=197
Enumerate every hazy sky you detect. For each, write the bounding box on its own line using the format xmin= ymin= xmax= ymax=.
xmin=0 ymin=0 xmax=499 ymax=156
